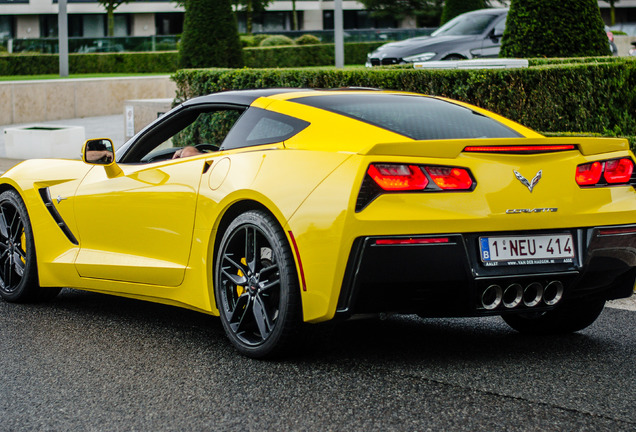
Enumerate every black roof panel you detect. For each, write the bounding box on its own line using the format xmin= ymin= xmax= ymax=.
xmin=182 ymin=88 xmax=316 ymax=107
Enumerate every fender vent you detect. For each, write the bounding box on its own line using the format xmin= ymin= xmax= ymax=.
xmin=39 ymin=188 xmax=79 ymax=245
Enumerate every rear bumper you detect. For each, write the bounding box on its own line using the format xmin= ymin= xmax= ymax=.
xmin=336 ymin=225 xmax=636 ymax=318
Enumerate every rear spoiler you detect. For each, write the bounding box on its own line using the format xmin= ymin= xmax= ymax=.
xmin=361 ymin=137 xmax=630 ymax=159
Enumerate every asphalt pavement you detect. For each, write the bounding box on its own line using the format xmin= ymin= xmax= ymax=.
xmin=1 ymin=289 xmax=635 ymax=431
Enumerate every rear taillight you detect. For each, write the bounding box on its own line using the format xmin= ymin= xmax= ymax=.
xmin=357 ymin=163 xmax=475 ymax=211
xmin=367 ymin=164 xmax=428 ymax=191
xmin=425 ymin=166 xmax=473 ymax=190
xmin=576 ymin=161 xmax=603 ymax=186
xmin=576 ymin=158 xmax=635 ymax=187
xmin=604 ymin=158 xmax=634 ymax=184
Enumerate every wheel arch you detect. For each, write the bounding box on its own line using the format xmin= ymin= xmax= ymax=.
xmin=0 ymin=181 xmax=23 ymax=196
xmin=442 ymin=53 xmax=468 ymax=60
xmin=208 ymin=199 xmax=304 ymax=317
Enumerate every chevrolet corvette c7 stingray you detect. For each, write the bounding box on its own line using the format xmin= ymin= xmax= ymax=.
xmin=0 ymin=89 xmax=635 ymax=358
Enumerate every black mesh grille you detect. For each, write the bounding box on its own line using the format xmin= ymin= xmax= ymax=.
xmin=356 ymin=174 xmax=383 ymax=212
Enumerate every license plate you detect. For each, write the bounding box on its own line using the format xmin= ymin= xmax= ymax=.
xmin=479 ymin=234 xmax=574 ymax=266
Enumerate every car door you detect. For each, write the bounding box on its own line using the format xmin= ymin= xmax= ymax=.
xmin=72 ymin=105 xmax=244 ymax=287
xmin=477 ymin=14 xmax=506 ymax=58
xmin=72 ymin=158 xmax=206 ymax=286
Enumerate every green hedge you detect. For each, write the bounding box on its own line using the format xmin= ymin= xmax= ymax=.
xmin=0 ymin=52 xmax=179 ymax=75
xmin=0 ymin=42 xmax=383 ymax=75
xmin=172 ymin=59 xmax=636 ymax=140
xmin=243 ymin=42 xmax=384 ymax=68
xmin=501 ymin=0 xmax=610 ymax=58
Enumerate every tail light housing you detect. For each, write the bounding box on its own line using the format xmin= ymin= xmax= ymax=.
xmin=576 ymin=161 xmax=603 ymax=186
xmin=576 ymin=158 xmax=635 ymax=187
xmin=367 ymin=164 xmax=428 ymax=191
xmin=425 ymin=166 xmax=473 ymax=190
xmin=604 ymin=158 xmax=634 ymax=184
xmin=357 ymin=163 xmax=475 ymax=211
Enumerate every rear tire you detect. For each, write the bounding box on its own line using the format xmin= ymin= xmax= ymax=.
xmin=502 ymin=298 xmax=606 ymax=335
xmin=214 ymin=210 xmax=301 ymax=358
xmin=0 ymin=190 xmax=59 ymax=303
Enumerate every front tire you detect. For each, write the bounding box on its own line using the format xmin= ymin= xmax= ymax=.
xmin=0 ymin=190 xmax=59 ymax=302
xmin=502 ymin=298 xmax=606 ymax=335
xmin=214 ymin=210 xmax=301 ymax=358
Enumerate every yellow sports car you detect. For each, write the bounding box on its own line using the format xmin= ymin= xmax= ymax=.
xmin=1 ymin=89 xmax=635 ymax=358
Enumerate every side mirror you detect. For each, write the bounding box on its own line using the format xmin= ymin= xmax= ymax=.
xmin=82 ymin=138 xmax=123 ymax=178
xmin=83 ymin=138 xmax=115 ymax=165
xmin=490 ymin=29 xmax=504 ymax=40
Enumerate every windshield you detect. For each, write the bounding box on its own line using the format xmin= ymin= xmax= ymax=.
xmin=432 ymin=13 xmax=499 ymax=36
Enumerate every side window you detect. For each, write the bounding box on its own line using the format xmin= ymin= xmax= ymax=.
xmin=173 ymin=110 xmax=243 ymax=148
xmin=221 ymin=107 xmax=310 ymax=150
xmin=121 ymin=107 xmax=245 ymax=163
xmin=493 ymin=16 xmax=506 ymax=37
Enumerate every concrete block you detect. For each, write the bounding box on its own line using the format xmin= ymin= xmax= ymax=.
xmin=4 ymin=125 xmax=86 ymax=159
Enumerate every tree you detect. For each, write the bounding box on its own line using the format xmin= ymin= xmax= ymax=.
xmin=440 ymin=0 xmax=487 ymax=24
xmin=602 ymin=0 xmax=619 ymax=26
xmin=233 ymin=0 xmax=273 ymax=34
xmin=500 ymin=0 xmax=610 ymax=58
xmin=358 ymin=0 xmax=443 ymax=27
xmin=179 ymin=0 xmax=243 ymax=68
xmin=97 ymin=0 xmax=131 ymax=37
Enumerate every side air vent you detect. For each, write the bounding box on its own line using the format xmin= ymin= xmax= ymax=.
xmin=39 ymin=188 xmax=79 ymax=245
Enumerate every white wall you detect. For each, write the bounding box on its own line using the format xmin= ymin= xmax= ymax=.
xmin=133 ymin=14 xmax=156 ymax=37
xmin=15 ymin=16 xmax=40 ymax=39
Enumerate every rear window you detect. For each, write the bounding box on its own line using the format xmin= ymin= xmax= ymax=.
xmin=291 ymin=94 xmax=522 ymax=140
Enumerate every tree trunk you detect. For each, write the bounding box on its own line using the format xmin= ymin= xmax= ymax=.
xmin=246 ymin=0 xmax=253 ymax=34
xmin=107 ymin=4 xmax=115 ymax=36
xmin=292 ymin=0 xmax=298 ymax=31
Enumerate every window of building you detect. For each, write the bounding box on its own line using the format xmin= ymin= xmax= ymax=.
xmin=0 ymin=15 xmax=13 ymax=39
xmin=155 ymin=13 xmax=183 ymax=35
xmin=323 ymin=10 xmax=397 ymax=30
xmin=40 ymin=15 xmax=58 ymax=38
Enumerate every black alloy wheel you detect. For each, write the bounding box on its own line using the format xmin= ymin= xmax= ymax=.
xmin=0 ymin=190 xmax=58 ymax=302
xmin=215 ymin=210 xmax=301 ymax=358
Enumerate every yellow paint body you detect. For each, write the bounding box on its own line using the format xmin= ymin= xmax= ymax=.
xmin=2 ymin=90 xmax=635 ymax=323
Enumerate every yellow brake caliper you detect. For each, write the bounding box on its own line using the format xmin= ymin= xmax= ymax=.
xmin=236 ymin=257 xmax=247 ymax=297
xmin=19 ymin=230 xmax=26 ymax=264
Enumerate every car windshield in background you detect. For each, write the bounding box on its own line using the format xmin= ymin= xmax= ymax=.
xmin=291 ymin=94 xmax=522 ymax=140
xmin=432 ymin=13 xmax=499 ymax=36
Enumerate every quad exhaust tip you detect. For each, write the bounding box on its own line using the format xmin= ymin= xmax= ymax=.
xmin=480 ymin=281 xmax=564 ymax=310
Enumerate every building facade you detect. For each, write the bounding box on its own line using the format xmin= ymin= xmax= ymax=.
xmin=0 ymin=0 xmax=397 ymax=40
xmin=1 ymin=1 xmax=629 ymax=41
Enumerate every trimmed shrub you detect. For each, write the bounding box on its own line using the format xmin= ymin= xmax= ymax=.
xmin=243 ymin=42 xmax=385 ymax=68
xmin=440 ymin=0 xmax=487 ymax=24
xmin=240 ymin=35 xmax=258 ymax=48
xmin=179 ymin=0 xmax=243 ymax=68
xmin=295 ymin=34 xmax=321 ymax=45
xmin=0 ymin=52 xmax=179 ymax=75
xmin=260 ymin=35 xmax=295 ymax=47
xmin=0 ymin=43 xmax=383 ymax=75
xmin=172 ymin=59 xmax=636 ymax=141
xmin=501 ymin=0 xmax=610 ymax=58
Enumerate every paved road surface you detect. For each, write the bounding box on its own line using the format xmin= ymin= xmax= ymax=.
xmin=1 ymin=289 xmax=634 ymax=431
